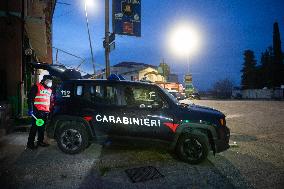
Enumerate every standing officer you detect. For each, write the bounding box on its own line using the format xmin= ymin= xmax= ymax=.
xmin=27 ymin=75 xmax=53 ymax=149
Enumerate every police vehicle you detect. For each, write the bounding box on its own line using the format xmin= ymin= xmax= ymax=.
xmin=45 ymin=73 xmax=230 ymax=164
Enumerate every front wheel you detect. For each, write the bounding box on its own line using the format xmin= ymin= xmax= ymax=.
xmin=176 ymin=133 xmax=209 ymax=164
xmin=56 ymin=121 xmax=89 ymax=154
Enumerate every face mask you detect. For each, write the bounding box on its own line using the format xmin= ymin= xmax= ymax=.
xmin=46 ymin=81 xmax=52 ymax=88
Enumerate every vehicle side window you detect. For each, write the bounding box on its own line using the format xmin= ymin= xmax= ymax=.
xmin=76 ymin=85 xmax=83 ymax=96
xmin=93 ymin=85 xmax=126 ymax=106
xmin=106 ymin=86 xmax=117 ymax=105
xmin=90 ymin=86 xmax=95 ymax=95
xmin=128 ymin=86 xmax=168 ymax=109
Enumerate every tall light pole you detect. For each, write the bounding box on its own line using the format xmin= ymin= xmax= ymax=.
xmin=105 ymin=0 xmax=110 ymax=78
xmin=84 ymin=0 xmax=96 ymax=75
xmin=168 ymin=23 xmax=201 ymax=95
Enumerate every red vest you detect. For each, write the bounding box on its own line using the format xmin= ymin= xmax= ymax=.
xmin=33 ymin=83 xmax=52 ymax=112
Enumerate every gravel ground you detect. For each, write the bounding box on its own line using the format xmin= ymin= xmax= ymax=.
xmin=194 ymin=100 xmax=284 ymax=189
xmin=0 ymin=100 xmax=283 ymax=189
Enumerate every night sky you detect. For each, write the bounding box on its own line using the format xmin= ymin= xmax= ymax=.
xmin=53 ymin=0 xmax=284 ymax=91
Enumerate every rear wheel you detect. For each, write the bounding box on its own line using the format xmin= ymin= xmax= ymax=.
xmin=176 ymin=133 xmax=209 ymax=164
xmin=56 ymin=121 xmax=89 ymax=154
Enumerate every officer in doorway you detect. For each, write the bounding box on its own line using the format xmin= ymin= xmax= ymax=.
xmin=27 ymin=75 xmax=53 ymax=149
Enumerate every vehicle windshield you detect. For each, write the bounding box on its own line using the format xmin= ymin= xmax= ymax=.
xmin=160 ymin=87 xmax=180 ymax=105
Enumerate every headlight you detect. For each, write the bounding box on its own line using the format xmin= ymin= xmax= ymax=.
xmin=220 ymin=118 xmax=225 ymax=126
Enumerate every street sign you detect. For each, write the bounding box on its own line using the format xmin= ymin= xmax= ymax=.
xmin=103 ymin=41 xmax=116 ymax=52
xmin=184 ymin=74 xmax=192 ymax=83
xmin=109 ymin=42 xmax=115 ymax=52
xmin=109 ymin=32 xmax=115 ymax=44
xmin=103 ymin=33 xmax=116 ymax=48
xmin=113 ymin=0 xmax=141 ymax=37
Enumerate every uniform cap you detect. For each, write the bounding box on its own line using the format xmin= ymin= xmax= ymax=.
xmin=42 ymin=75 xmax=53 ymax=81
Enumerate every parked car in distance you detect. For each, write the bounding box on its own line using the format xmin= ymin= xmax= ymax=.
xmin=168 ymin=90 xmax=187 ymax=100
xmin=188 ymin=92 xmax=201 ymax=100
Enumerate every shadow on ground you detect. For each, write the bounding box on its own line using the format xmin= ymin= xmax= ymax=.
xmin=79 ymin=137 xmax=253 ymax=189
xmin=1 ymin=132 xmax=283 ymax=189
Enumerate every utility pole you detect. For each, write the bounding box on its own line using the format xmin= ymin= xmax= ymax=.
xmin=187 ymin=55 xmax=190 ymax=74
xmin=105 ymin=0 xmax=110 ymax=78
xmin=20 ymin=0 xmax=25 ymax=117
xmin=84 ymin=2 xmax=96 ymax=75
xmin=162 ymin=58 xmax=166 ymax=88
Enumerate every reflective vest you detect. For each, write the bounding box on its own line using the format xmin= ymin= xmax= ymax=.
xmin=33 ymin=83 xmax=52 ymax=112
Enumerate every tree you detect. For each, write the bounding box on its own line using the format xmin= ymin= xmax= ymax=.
xmin=272 ymin=22 xmax=284 ymax=87
xmin=211 ymin=78 xmax=234 ymax=99
xmin=259 ymin=47 xmax=274 ymax=88
xmin=241 ymin=50 xmax=257 ymax=89
xmin=273 ymin=22 xmax=283 ymax=64
xmin=158 ymin=61 xmax=170 ymax=81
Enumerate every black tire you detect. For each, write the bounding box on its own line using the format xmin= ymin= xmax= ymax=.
xmin=176 ymin=132 xmax=209 ymax=164
xmin=56 ymin=121 xmax=89 ymax=154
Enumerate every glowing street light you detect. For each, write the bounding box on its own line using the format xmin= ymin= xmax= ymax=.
xmin=168 ymin=23 xmax=201 ymax=57
xmin=168 ymin=23 xmax=202 ymax=74
xmin=85 ymin=0 xmax=95 ymax=8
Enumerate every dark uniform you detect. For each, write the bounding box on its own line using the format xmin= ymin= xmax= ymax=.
xmin=27 ymin=75 xmax=53 ymax=149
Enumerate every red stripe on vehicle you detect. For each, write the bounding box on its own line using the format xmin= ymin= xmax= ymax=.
xmin=84 ymin=116 xmax=92 ymax=121
xmin=163 ymin=122 xmax=179 ymax=132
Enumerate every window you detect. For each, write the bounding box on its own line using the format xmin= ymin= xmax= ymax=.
xmin=90 ymin=86 xmax=95 ymax=95
xmin=76 ymin=85 xmax=83 ymax=96
xmin=126 ymin=86 xmax=167 ymax=109
xmin=93 ymin=85 xmax=125 ymax=106
xmin=106 ymin=86 xmax=117 ymax=105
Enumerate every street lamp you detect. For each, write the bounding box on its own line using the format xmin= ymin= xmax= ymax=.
xmin=84 ymin=0 xmax=96 ymax=75
xmin=168 ymin=23 xmax=201 ymax=97
xmin=168 ymin=23 xmax=201 ymax=73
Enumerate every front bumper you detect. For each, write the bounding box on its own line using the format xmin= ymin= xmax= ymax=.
xmin=214 ymin=125 xmax=230 ymax=153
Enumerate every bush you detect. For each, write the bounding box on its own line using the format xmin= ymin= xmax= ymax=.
xmin=211 ymin=78 xmax=234 ymax=99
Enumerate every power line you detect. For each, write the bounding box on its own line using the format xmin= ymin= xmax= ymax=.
xmin=57 ymin=2 xmax=71 ymax=6
xmin=53 ymin=47 xmax=84 ymax=61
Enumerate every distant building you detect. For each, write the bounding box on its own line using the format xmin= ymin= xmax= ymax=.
xmin=111 ymin=62 xmax=156 ymax=74
xmin=168 ymin=73 xmax=179 ymax=83
xmin=156 ymin=82 xmax=184 ymax=93
xmin=99 ymin=62 xmax=165 ymax=82
xmin=124 ymin=67 xmax=164 ymax=82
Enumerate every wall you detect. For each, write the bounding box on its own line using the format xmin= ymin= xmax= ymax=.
xmin=0 ymin=0 xmax=55 ymax=116
xmin=0 ymin=13 xmax=23 ymax=98
xmin=168 ymin=74 xmax=179 ymax=83
xmin=241 ymin=89 xmax=284 ymax=99
xmin=138 ymin=67 xmax=164 ymax=82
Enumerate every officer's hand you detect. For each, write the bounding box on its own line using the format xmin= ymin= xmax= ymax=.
xmin=28 ymin=110 xmax=33 ymax=116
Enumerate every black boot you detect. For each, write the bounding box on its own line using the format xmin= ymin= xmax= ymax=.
xmin=27 ymin=143 xmax=37 ymax=150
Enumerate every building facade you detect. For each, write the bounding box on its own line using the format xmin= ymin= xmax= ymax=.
xmin=99 ymin=62 xmax=165 ymax=82
xmin=0 ymin=0 xmax=56 ymax=116
xmin=123 ymin=67 xmax=164 ymax=82
xmin=168 ymin=73 xmax=179 ymax=83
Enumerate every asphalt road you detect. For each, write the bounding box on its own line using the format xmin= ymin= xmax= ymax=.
xmin=0 ymin=100 xmax=283 ymax=189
